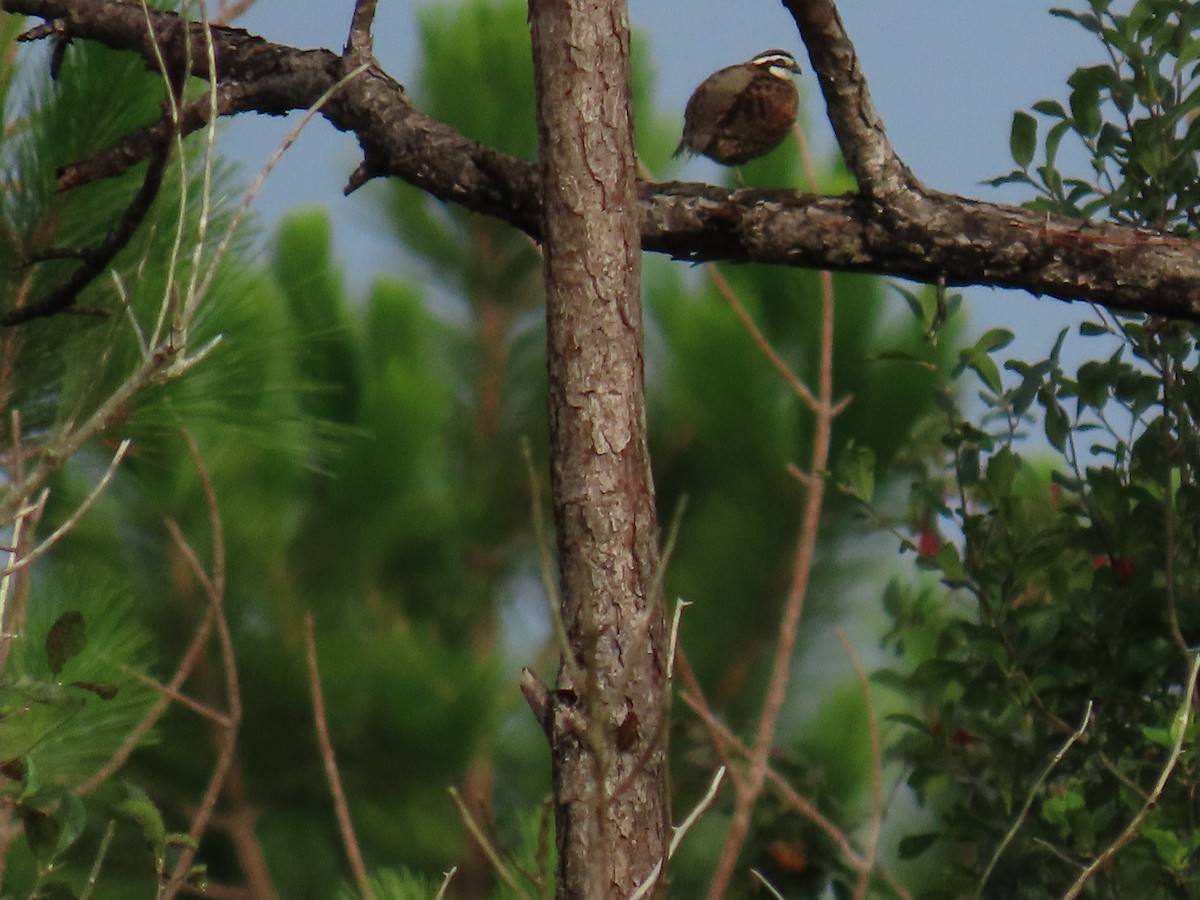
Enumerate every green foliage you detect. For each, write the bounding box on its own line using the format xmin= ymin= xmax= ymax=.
xmin=876 ymin=7 xmax=1200 ymax=895
xmin=0 ymin=579 xmax=163 ymax=897
xmin=2 ymin=2 xmax=948 ymax=899
xmin=990 ymin=0 xmax=1200 ymax=229
xmin=336 ymin=867 xmax=447 ymax=900
xmin=881 ymin=307 xmax=1200 ymax=895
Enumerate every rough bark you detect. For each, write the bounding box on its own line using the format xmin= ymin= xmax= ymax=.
xmin=525 ymin=0 xmax=667 ymax=896
xmin=4 ymin=0 xmax=1200 ymax=323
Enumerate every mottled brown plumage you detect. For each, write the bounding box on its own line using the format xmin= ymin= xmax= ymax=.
xmin=674 ymin=50 xmax=801 ymax=166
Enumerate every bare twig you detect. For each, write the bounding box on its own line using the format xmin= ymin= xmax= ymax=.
xmin=679 ymin=687 xmax=914 ymax=900
xmin=191 ymin=61 xmax=370 ymax=315
xmin=79 ymin=597 xmax=218 ymax=795
xmin=2 ymin=134 xmax=172 ymax=326
xmin=211 ymin=0 xmax=257 ymax=25
xmin=345 ymin=0 xmax=377 ymax=57
xmin=781 ymin=0 xmax=917 ymax=197
xmin=162 ymin=430 xmax=240 ymax=900
xmin=432 ymin=867 xmax=457 ymax=900
xmin=708 ymin=241 xmax=839 ymax=900
xmin=7 ymin=0 xmax=1200 ymax=318
xmin=679 ymin=688 xmax=855 ymax=864
xmin=836 ymin=628 xmax=883 ymax=900
xmin=705 ymin=265 xmax=819 ymax=410
xmin=1062 ymin=655 xmax=1200 ymax=900
xmin=0 ymin=487 xmax=47 ymax=647
xmin=667 ymin=597 xmax=690 ymax=683
xmin=675 ymin=653 xmax=743 ymax=793
xmin=629 ymin=765 xmax=728 ymax=900
xmin=674 ymin=765 xmax=727 ymax=858
xmin=979 ymin=701 xmax=1093 ymax=894
xmin=79 ymin=820 xmax=117 ymax=900
xmin=1 ymin=439 xmax=131 ymax=579
xmin=449 ymin=786 xmax=531 ymax=900
xmin=750 ymin=869 xmax=788 ymax=900
xmin=304 ymin=611 xmax=373 ymax=900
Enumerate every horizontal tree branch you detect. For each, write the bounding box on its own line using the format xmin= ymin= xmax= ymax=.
xmin=5 ymin=0 xmax=1200 ymax=321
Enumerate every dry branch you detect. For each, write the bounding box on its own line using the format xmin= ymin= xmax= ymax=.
xmin=2 ymin=0 xmax=1199 ymax=323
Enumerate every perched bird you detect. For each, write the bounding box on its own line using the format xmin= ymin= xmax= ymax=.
xmin=674 ymin=49 xmax=802 ymax=166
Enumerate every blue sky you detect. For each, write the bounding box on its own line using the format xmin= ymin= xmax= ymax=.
xmin=225 ymin=0 xmax=1104 ymax=353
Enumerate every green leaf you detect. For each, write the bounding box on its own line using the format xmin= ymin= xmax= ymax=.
xmin=1175 ymin=38 xmax=1200 ymax=78
xmin=1049 ymin=326 xmax=1069 ymax=362
xmin=893 ymin=284 xmax=926 ymax=322
xmin=986 ymin=446 xmax=1017 ymax=496
xmin=1042 ymin=788 xmax=1085 ymax=828
xmin=958 ymin=444 xmax=980 ymax=486
xmin=55 ymin=793 xmax=86 ymax=856
xmin=1143 ymin=826 xmax=1188 ymax=869
xmin=1032 ymin=99 xmax=1068 ymax=118
xmin=983 ymin=170 xmax=1036 ymax=189
xmin=1141 ymin=725 xmax=1174 ymax=749
xmin=117 ymin=784 xmax=168 ymax=856
xmin=1070 ymin=87 xmax=1102 ymax=137
xmin=1044 ymin=119 xmax=1075 ymax=169
xmin=1010 ymin=111 xmax=1038 ymax=168
xmin=936 ymin=542 xmax=966 ymax=583
xmin=1044 ymin=398 xmax=1070 ymax=451
xmin=1050 ymin=7 xmax=1104 ymax=35
xmin=974 ymin=328 xmax=1015 ymax=355
xmin=970 ymin=353 xmax=1004 ymax=395
xmin=869 ymin=349 xmax=937 ymax=369
xmin=45 ymin=611 xmax=86 ymax=677
xmin=842 ymin=442 xmax=876 ymax=504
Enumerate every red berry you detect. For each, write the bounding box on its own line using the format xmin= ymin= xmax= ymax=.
xmin=917 ymin=531 xmax=942 ymax=557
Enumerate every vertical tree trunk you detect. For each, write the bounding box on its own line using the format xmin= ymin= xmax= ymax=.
xmin=527 ymin=0 xmax=669 ymax=896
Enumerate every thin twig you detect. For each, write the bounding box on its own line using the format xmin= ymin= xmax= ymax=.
xmin=979 ymin=701 xmax=1093 ymax=894
xmin=142 ymin=0 xmax=191 ymax=351
xmin=114 ymin=652 xmax=231 ymax=725
xmin=629 ymin=766 xmax=728 ymax=900
xmin=1061 ymin=655 xmax=1200 ymax=900
xmin=432 ymin=867 xmax=457 ymax=900
xmin=163 ymin=430 xmax=240 ymax=900
xmin=674 ymin=765 xmax=727 ymax=858
xmin=172 ymin=0 xmax=223 ymax=351
xmin=79 ymin=600 xmax=218 ymax=795
xmin=836 ymin=628 xmax=882 ymax=900
xmin=706 ymin=109 xmax=848 ymax=897
xmin=191 ymin=62 xmax=370 ymax=307
xmin=449 ymin=786 xmax=531 ymax=900
xmin=212 ymin=0 xmax=258 ymax=25
xmin=0 ymin=487 xmax=47 ymax=644
xmin=680 ymin=688 xmax=859 ymax=867
xmin=750 ymin=869 xmax=788 ymax=900
xmin=78 ymin=820 xmax=117 ymax=900
xmin=708 ymin=278 xmax=838 ymax=900
xmin=675 ymin=653 xmax=743 ymax=793
xmin=690 ymin=688 xmax=914 ymax=900
xmin=705 ymin=264 xmax=819 ymax=410
xmin=667 ymin=597 xmax=690 ymax=683
xmin=1 ymin=439 xmax=131 ymax=579
xmin=304 ymin=611 xmax=373 ymax=900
